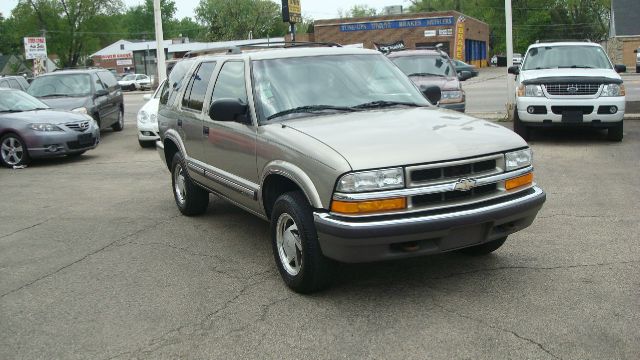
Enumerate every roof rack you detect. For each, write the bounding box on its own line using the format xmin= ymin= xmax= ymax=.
xmin=182 ymin=41 xmax=342 ymax=58
xmin=53 ymin=66 xmax=103 ymax=72
xmin=535 ymin=39 xmax=591 ymax=43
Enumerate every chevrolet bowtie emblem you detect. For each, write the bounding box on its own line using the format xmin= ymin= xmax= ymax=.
xmin=453 ymin=178 xmax=477 ymax=191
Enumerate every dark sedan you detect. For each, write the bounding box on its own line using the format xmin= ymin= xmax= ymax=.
xmin=452 ymin=60 xmax=479 ymax=78
xmin=0 ymin=89 xmax=99 ymax=167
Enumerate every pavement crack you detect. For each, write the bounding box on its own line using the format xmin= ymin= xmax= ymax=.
xmin=127 ymin=241 xmax=221 ymax=260
xmin=0 ymin=218 xmax=51 ymax=239
xmin=0 ymin=215 xmax=180 ymax=299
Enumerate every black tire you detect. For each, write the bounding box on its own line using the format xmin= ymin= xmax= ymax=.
xmin=458 ymin=237 xmax=507 ymax=256
xmin=607 ymin=121 xmax=623 ymax=142
xmin=0 ymin=133 xmax=30 ymax=168
xmin=111 ymin=109 xmax=124 ymax=131
xmin=270 ymin=191 xmax=333 ymax=293
xmin=138 ymin=139 xmax=155 ymax=148
xmin=513 ymin=108 xmax=531 ymax=141
xmin=170 ymin=152 xmax=209 ymax=216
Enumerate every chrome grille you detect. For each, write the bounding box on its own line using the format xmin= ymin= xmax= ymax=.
xmin=544 ymin=83 xmax=600 ymax=96
xmin=407 ymin=154 xmax=503 ymax=187
xmin=65 ymin=121 xmax=91 ymax=132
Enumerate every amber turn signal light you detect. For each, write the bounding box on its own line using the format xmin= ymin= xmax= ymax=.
xmin=331 ymin=198 xmax=407 ymax=214
xmin=505 ymin=172 xmax=533 ymax=190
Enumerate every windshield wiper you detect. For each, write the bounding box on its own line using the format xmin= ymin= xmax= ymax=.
xmin=0 ymin=109 xmax=24 ymax=113
xmin=351 ymin=100 xmax=424 ymax=110
xmin=558 ymin=65 xmax=593 ymax=69
xmin=25 ymin=107 xmax=50 ymax=111
xmin=267 ymin=105 xmax=355 ymax=121
xmin=408 ymin=72 xmax=445 ymax=77
xmin=38 ymin=93 xmax=71 ymax=98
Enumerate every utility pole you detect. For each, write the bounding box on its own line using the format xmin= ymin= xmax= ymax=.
xmin=505 ymin=0 xmax=514 ymax=120
xmin=153 ymin=0 xmax=167 ymax=85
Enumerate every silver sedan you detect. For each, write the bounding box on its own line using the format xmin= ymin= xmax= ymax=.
xmin=0 ymin=88 xmax=100 ymax=167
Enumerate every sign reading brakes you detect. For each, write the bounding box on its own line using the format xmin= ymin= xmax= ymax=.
xmin=339 ymin=16 xmax=454 ymax=32
xmin=282 ymin=0 xmax=301 ymax=23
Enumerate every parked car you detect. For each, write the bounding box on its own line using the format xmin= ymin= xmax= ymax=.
xmin=27 ymin=69 xmax=124 ymax=132
xmin=490 ymin=55 xmax=498 ymax=66
xmin=137 ymin=79 xmax=166 ymax=147
xmin=0 ymin=88 xmax=99 ymax=167
xmin=452 ymin=59 xmax=479 ymax=78
xmin=388 ymin=49 xmax=469 ymax=112
xmin=512 ymin=53 xmax=523 ymax=65
xmin=118 ymin=73 xmax=151 ymax=91
xmin=636 ymin=48 xmax=639 ymax=73
xmin=156 ymin=45 xmax=546 ymax=293
xmin=509 ymin=41 xmax=626 ymax=141
xmin=0 ymin=75 xmax=30 ymax=91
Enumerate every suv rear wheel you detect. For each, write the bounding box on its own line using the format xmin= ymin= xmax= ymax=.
xmin=607 ymin=121 xmax=623 ymax=142
xmin=270 ymin=191 xmax=332 ymax=293
xmin=171 ymin=152 xmax=209 ymax=216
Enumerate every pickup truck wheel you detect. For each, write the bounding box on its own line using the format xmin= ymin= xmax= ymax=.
xmin=458 ymin=237 xmax=507 ymax=255
xmin=607 ymin=122 xmax=623 ymax=142
xmin=513 ymin=109 xmax=531 ymax=141
xmin=171 ymin=152 xmax=209 ymax=216
xmin=271 ymin=191 xmax=332 ymax=293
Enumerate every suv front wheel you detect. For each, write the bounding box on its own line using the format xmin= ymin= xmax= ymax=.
xmin=171 ymin=152 xmax=209 ymax=216
xmin=513 ymin=108 xmax=531 ymax=141
xmin=270 ymin=191 xmax=332 ymax=293
xmin=607 ymin=121 xmax=623 ymax=142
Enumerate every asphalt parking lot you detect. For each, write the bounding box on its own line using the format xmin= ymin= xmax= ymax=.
xmin=1 ymin=93 xmax=639 ymax=359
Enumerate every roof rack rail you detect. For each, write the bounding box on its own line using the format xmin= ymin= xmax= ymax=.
xmin=535 ymin=39 xmax=591 ymax=43
xmin=182 ymin=41 xmax=343 ymax=58
xmin=53 ymin=66 xmax=103 ymax=71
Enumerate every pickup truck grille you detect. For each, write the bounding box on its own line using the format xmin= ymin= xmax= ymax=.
xmin=544 ymin=83 xmax=600 ymax=96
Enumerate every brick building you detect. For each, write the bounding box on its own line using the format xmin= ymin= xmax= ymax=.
xmin=606 ymin=0 xmax=640 ymax=72
xmin=312 ymin=11 xmax=490 ymax=67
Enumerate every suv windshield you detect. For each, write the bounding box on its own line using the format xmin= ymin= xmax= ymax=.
xmin=252 ymin=54 xmax=430 ymax=122
xmin=28 ymin=73 xmax=92 ymax=97
xmin=391 ymin=55 xmax=455 ymax=78
xmin=522 ymin=45 xmax=612 ymax=70
xmin=0 ymin=90 xmax=49 ymax=112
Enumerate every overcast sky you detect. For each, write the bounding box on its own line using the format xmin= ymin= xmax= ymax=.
xmin=1 ymin=0 xmax=410 ymax=21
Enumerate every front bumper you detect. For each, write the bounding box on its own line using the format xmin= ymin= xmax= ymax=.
xmin=314 ymin=186 xmax=546 ymax=263
xmin=137 ymin=122 xmax=160 ymax=141
xmin=440 ymin=102 xmax=465 ymax=112
xmin=517 ymin=96 xmax=625 ymax=123
xmin=24 ymin=127 xmax=100 ymax=158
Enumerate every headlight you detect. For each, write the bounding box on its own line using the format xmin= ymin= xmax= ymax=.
xmin=72 ymin=107 xmax=88 ymax=114
xmin=524 ymin=85 xmax=544 ymax=97
xmin=601 ymin=84 xmax=625 ymax=97
xmin=29 ymin=123 xmax=63 ymax=132
xmin=505 ymin=148 xmax=532 ymax=171
xmin=440 ymin=90 xmax=463 ymax=104
xmin=336 ymin=168 xmax=404 ymax=193
xmin=138 ymin=110 xmax=149 ymax=123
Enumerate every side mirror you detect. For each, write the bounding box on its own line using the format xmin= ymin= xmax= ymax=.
xmin=94 ymin=89 xmax=109 ymax=98
xmin=458 ymin=71 xmax=472 ymax=81
xmin=614 ymin=64 xmax=626 ymax=73
xmin=508 ymin=66 xmax=520 ymax=75
xmin=421 ymin=85 xmax=441 ymax=105
xmin=143 ymin=94 xmax=152 ymax=101
xmin=209 ymin=98 xmax=249 ymax=123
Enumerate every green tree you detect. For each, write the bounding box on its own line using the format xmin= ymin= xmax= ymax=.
xmin=339 ymin=4 xmax=378 ymax=18
xmin=195 ymin=0 xmax=287 ymax=41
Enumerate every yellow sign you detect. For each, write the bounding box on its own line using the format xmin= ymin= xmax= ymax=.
xmin=288 ymin=0 xmax=301 ymax=14
xmin=282 ymin=0 xmax=302 ymax=23
xmin=455 ymin=17 xmax=465 ymax=60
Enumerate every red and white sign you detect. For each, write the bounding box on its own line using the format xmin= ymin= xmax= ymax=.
xmin=116 ymin=59 xmax=133 ymax=66
xmin=24 ymin=37 xmax=47 ymax=59
xmin=100 ymin=52 xmax=133 ymax=61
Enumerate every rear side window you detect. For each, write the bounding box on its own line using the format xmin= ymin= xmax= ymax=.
xmin=211 ymin=62 xmax=247 ymax=103
xmin=182 ymin=61 xmax=216 ymax=111
xmin=97 ymin=71 xmax=118 ymax=89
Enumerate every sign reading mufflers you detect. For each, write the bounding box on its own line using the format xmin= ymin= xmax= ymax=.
xmin=339 ymin=16 xmax=454 ymax=32
xmin=282 ymin=0 xmax=301 ymax=24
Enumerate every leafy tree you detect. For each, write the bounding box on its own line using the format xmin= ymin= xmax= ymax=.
xmin=338 ymin=4 xmax=378 ymax=18
xmin=195 ymin=0 xmax=287 ymax=41
xmin=118 ymin=0 xmax=177 ymax=39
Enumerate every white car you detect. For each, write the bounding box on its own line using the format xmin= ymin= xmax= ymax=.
xmin=118 ymin=73 xmax=151 ymax=91
xmin=512 ymin=53 xmax=523 ymax=66
xmin=509 ymin=41 xmax=626 ymax=141
xmin=136 ymin=80 xmax=165 ymax=147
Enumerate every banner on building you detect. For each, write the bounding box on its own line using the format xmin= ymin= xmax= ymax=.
xmin=100 ymin=53 xmax=133 ymax=60
xmin=282 ymin=0 xmax=301 ymax=23
xmin=24 ymin=37 xmax=47 ymax=60
xmin=455 ymin=17 xmax=465 ymax=60
xmin=374 ymin=40 xmax=406 ymax=53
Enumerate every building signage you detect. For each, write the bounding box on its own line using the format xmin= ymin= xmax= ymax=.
xmin=424 ymin=30 xmax=436 ymax=37
xmin=24 ymin=37 xmax=47 ymax=59
xmin=100 ymin=52 xmax=133 ymax=60
xmin=339 ymin=16 xmax=454 ymax=32
xmin=282 ymin=0 xmax=301 ymax=23
xmin=116 ymin=59 xmax=133 ymax=66
xmin=455 ymin=17 xmax=465 ymax=60
xmin=439 ymin=28 xmax=453 ymax=36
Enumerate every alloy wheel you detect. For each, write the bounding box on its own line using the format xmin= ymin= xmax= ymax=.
xmin=276 ymin=213 xmax=303 ymax=276
xmin=1 ymin=136 xmax=24 ymax=166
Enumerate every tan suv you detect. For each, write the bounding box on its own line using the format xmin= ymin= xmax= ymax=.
xmin=157 ymin=45 xmax=546 ymax=293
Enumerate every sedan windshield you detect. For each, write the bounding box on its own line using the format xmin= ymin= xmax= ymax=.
xmin=0 ymin=90 xmax=50 ymax=112
xmin=28 ymin=74 xmax=92 ymax=97
xmin=252 ymin=54 xmax=430 ymax=122
xmin=522 ymin=46 xmax=612 ymax=70
xmin=391 ymin=55 xmax=455 ymax=78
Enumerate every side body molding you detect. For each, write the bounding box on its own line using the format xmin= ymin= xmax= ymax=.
xmin=260 ymin=160 xmax=325 ymax=209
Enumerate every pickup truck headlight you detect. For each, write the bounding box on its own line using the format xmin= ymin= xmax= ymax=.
xmin=505 ymin=148 xmax=532 ymax=171
xmin=29 ymin=123 xmax=63 ymax=132
xmin=440 ymin=90 xmax=464 ymax=104
xmin=600 ymin=84 xmax=625 ymax=97
xmin=336 ymin=168 xmax=404 ymax=193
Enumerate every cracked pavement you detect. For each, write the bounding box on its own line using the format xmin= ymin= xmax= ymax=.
xmin=0 ymin=94 xmax=639 ymax=359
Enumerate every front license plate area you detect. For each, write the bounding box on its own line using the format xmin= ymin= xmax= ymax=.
xmin=439 ymin=224 xmax=488 ymax=251
xmin=561 ymin=111 xmax=583 ymax=123
xmin=77 ymin=133 xmax=93 ymax=146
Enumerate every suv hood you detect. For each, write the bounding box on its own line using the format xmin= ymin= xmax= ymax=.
xmin=283 ymin=107 xmax=526 ymax=170
xmin=37 ymin=96 xmax=91 ymax=111
xmin=519 ymin=68 xmax=621 ymax=82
